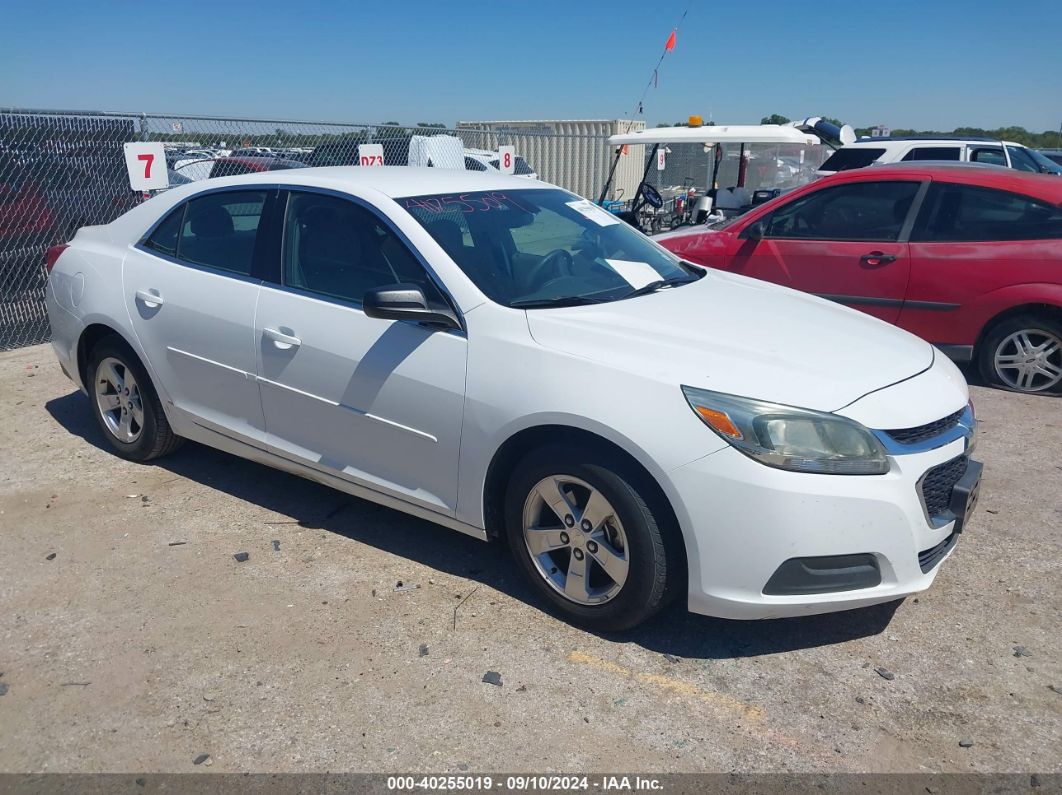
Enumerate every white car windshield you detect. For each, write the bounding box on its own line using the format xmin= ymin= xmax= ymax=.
xmin=400 ymin=188 xmax=701 ymax=307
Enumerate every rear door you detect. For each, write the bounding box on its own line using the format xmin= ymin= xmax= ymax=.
xmin=124 ymin=189 xmax=270 ymax=439
xmin=254 ymin=189 xmax=468 ymax=515
xmin=902 ymin=181 xmax=1062 ymax=346
xmin=727 ymin=179 xmax=924 ymax=323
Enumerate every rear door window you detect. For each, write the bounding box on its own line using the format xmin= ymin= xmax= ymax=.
xmin=911 ymin=183 xmax=1062 ymax=241
xmin=901 ymin=146 xmax=961 ymax=162
xmin=764 ymin=181 xmax=921 ymax=241
xmin=969 ymin=147 xmax=1006 ymax=166
xmin=175 ymin=190 xmax=267 ymax=275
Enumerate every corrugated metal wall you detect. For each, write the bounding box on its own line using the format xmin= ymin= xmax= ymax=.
xmin=455 ymin=120 xmax=646 ymax=201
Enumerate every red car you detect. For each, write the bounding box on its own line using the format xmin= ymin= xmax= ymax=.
xmin=657 ymin=163 xmax=1062 ymax=394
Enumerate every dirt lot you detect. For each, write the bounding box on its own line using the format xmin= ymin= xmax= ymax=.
xmin=0 ymin=342 xmax=1060 ymax=774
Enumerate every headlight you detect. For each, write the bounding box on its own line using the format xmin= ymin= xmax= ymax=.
xmin=681 ymin=386 xmax=890 ymax=475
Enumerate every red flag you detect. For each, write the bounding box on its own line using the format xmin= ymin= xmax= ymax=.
xmin=665 ymin=29 xmax=676 ymax=51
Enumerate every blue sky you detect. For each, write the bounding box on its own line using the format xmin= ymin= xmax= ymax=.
xmin=3 ymin=0 xmax=1060 ymax=132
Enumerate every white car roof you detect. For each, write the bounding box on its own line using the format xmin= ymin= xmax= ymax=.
xmin=846 ymin=139 xmax=1021 ymax=148
xmin=199 ymin=166 xmax=549 ymax=198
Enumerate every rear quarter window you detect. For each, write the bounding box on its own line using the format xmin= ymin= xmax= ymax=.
xmin=143 ymin=205 xmax=184 ymax=256
xmin=819 ymin=148 xmax=887 ymax=171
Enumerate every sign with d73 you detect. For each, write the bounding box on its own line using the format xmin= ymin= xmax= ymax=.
xmin=358 ymin=144 xmax=385 ymax=167
xmin=123 ymin=142 xmax=169 ymax=192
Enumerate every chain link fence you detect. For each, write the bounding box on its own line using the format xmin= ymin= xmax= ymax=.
xmin=0 ymin=108 xmax=830 ymax=350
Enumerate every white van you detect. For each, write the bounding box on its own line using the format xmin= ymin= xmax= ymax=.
xmin=817 ymin=137 xmax=1062 ymax=176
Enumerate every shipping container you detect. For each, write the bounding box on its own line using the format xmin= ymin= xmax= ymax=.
xmin=455 ymin=119 xmax=646 ymax=202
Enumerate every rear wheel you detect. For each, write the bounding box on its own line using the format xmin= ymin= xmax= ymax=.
xmin=504 ymin=445 xmax=679 ymax=631
xmin=87 ymin=336 xmax=183 ymax=460
xmin=978 ymin=315 xmax=1062 ymax=394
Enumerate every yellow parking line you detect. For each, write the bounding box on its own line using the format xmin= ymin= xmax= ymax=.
xmin=568 ymin=650 xmax=765 ymax=721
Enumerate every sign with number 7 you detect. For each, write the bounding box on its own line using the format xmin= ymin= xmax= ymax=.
xmin=123 ymin=142 xmax=169 ymax=192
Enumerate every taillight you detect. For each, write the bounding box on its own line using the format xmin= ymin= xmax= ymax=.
xmin=45 ymin=244 xmax=69 ymax=274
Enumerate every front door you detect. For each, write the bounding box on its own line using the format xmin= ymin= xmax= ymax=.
xmin=123 ymin=189 xmax=269 ymax=438
xmin=254 ymin=190 xmax=468 ymax=514
xmin=728 ymin=180 xmax=922 ymax=323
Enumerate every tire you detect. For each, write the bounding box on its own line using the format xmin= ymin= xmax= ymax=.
xmin=504 ymin=444 xmax=681 ymax=631
xmin=977 ymin=314 xmax=1062 ymax=395
xmin=87 ymin=336 xmax=183 ymax=461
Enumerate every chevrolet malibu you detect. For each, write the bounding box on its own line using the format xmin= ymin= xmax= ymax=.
xmin=45 ymin=167 xmax=981 ymax=630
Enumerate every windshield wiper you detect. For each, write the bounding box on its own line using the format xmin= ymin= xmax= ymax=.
xmin=621 ymin=276 xmax=693 ymax=300
xmin=509 ymin=295 xmax=607 ymax=309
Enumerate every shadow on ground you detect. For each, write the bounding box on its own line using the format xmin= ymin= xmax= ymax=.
xmin=46 ymin=389 xmax=899 ymax=660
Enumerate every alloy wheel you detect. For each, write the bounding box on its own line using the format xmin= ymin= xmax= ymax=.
xmin=993 ymin=329 xmax=1062 ymax=393
xmin=521 ymin=475 xmax=629 ymax=606
xmin=94 ymin=356 xmax=145 ymax=443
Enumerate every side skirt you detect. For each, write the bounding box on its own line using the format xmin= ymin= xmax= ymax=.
xmin=935 ymin=344 xmax=974 ymax=363
xmin=172 ymin=413 xmax=488 ymax=542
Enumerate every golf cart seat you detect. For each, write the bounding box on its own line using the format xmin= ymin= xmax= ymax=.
xmin=714 ymin=187 xmax=753 ymax=217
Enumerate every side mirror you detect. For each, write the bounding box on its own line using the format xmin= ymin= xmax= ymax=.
xmin=742 ymin=221 xmax=765 ymax=242
xmin=362 ymin=283 xmax=461 ymax=330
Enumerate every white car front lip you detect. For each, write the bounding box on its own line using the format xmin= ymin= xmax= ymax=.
xmin=669 ymin=433 xmax=971 ymax=620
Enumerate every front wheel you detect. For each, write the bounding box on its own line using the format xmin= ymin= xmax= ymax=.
xmin=504 ymin=445 xmax=680 ymax=631
xmin=978 ymin=315 xmax=1062 ymax=394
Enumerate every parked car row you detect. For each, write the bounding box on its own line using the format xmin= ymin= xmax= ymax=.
xmin=165 ymin=139 xmax=538 ymax=184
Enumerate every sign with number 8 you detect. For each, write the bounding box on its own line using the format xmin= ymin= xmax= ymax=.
xmin=498 ymin=145 xmax=516 ymax=175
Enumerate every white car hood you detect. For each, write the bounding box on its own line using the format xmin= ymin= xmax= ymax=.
xmin=525 ymin=270 xmax=934 ymax=412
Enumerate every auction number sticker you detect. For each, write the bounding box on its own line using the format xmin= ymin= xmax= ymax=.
xmin=566 ymin=199 xmax=620 ymax=227
xmin=358 ymin=143 xmax=385 ymax=166
xmin=122 ymin=142 xmax=169 ymax=191
xmin=498 ymin=145 xmax=516 ymax=174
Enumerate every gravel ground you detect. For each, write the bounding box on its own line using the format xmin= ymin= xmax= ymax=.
xmin=0 ymin=343 xmax=1059 ymax=774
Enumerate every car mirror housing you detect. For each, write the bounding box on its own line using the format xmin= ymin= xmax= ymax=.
xmin=362 ymin=283 xmax=461 ymax=330
xmin=741 ymin=221 xmax=765 ymax=241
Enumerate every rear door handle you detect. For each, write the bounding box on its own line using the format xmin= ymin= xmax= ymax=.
xmin=263 ymin=327 xmax=302 ymax=350
xmin=860 ymin=251 xmax=897 ymax=266
xmin=135 ymin=288 xmax=164 ymax=307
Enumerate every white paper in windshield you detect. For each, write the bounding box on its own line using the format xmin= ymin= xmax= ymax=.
xmin=566 ymin=199 xmax=621 ymax=227
xmin=604 ymin=259 xmax=660 ymax=289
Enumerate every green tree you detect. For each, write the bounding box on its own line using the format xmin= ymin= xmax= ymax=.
xmin=760 ymin=114 xmax=791 ymax=125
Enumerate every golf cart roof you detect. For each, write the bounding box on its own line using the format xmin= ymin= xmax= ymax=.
xmin=607 ymin=124 xmax=820 ymax=147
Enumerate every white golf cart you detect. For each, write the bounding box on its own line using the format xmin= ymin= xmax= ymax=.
xmin=599 ymin=118 xmax=843 ymax=233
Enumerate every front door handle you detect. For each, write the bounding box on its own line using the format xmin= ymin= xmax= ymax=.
xmin=860 ymin=251 xmax=897 ymax=267
xmin=263 ymin=326 xmax=302 ymax=350
xmin=135 ymin=288 xmax=164 ymax=307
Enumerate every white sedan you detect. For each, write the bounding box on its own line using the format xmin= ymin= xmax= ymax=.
xmin=44 ymin=167 xmax=981 ymax=630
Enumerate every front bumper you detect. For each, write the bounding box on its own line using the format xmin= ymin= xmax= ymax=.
xmin=669 ymin=435 xmax=979 ymax=620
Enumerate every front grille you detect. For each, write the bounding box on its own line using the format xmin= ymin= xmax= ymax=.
xmin=885 ymin=408 xmax=965 ymax=445
xmin=918 ymin=532 xmax=958 ymax=573
xmin=919 ymin=455 xmax=968 ymax=519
